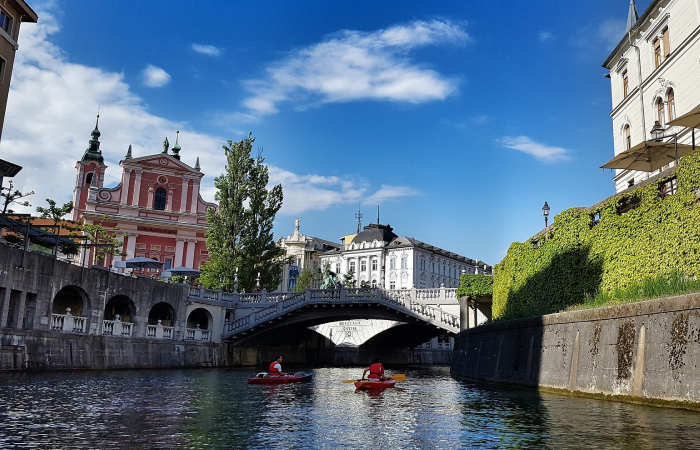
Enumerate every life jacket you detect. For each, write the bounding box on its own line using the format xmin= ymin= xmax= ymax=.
xmin=269 ymin=361 xmax=280 ymax=375
xmin=368 ymin=362 xmax=384 ymax=379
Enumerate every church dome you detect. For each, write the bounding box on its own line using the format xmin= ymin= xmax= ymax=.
xmin=352 ymin=223 xmax=398 ymax=244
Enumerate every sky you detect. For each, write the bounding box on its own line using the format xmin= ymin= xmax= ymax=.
xmin=0 ymin=0 xmax=653 ymax=267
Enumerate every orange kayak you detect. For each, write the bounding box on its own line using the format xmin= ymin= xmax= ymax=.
xmin=354 ymin=379 xmax=396 ymax=390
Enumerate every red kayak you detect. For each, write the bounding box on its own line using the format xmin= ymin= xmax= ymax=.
xmin=248 ymin=373 xmax=313 ymax=385
xmin=354 ymin=379 xmax=396 ymax=390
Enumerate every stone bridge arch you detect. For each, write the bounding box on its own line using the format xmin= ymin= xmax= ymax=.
xmin=104 ymin=295 xmax=136 ymax=323
xmin=52 ymin=285 xmax=90 ymax=317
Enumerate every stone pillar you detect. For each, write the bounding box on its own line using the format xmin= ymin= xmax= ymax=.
xmin=174 ymin=238 xmax=185 ymax=267
xmin=125 ymin=233 xmax=137 ymax=259
xmin=180 ymin=178 xmax=190 ymax=213
xmin=0 ymin=286 xmax=11 ymax=328
xmin=146 ymin=186 xmax=154 ymax=209
xmin=132 ymin=169 xmax=143 ymax=207
xmin=185 ymin=240 xmax=196 ymax=268
xmin=166 ymin=188 xmax=175 ymax=211
xmin=190 ymin=179 xmax=200 ymax=213
xmin=120 ymin=168 xmax=131 ymax=204
xmin=459 ymin=299 xmax=469 ymax=331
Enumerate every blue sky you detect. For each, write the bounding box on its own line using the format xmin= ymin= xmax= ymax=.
xmin=1 ymin=0 xmax=651 ymax=266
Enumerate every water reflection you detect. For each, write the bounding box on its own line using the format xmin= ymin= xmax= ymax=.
xmin=0 ymin=367 xmax=699 ymax=449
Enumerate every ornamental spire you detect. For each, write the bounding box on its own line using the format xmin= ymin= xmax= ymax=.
xmin=172 ymin=126 xmax=181 ymax=160
xmin=125 ymin=144 xmax=132 ymax=159
xmin=626 ymin=0 xmax=639 ymax=33
xmin=81 ymin=111 xmax=104 ymax=164
xmin=194 ymin=157 xmax=200 ymax=171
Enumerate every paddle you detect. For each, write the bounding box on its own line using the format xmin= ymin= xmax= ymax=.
xmin=341 ymin=374 xmax=406 ymax=383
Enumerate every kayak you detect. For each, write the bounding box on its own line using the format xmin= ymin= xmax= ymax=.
xmin=354 ymin=379 xmax=396 ymax=390
xmin=248 ymin=372 xmax=313 ymax=385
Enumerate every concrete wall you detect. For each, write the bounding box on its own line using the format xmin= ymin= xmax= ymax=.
xmin=451 ymin=292 xmax=700 ymax=408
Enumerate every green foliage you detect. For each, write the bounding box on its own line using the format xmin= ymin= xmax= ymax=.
xmin=36 ymin=199 xmax=73 ymax=224
xmin=201 ymin=134 xmax=287 ymax=292
xmin=342 ymin=270 xmax=356 ymax=287
xmin=76 ymin=217 xmax=127 ymax=262
xmin=1 ymin=180 xmax=34 ymax=213
xmin=494 ymin=148 xmax=700 ymax=321
xmin=293 ymin=268 xmax=315 ymax=292
xmin=456 ymin=274 xmax=493 ymax=301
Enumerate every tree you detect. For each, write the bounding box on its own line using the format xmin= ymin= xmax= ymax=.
xmin=293 ymin=268 xmax=315 ymax=292
xmin=1 ymin=180 xmax=34 ymax=213
xmin=343 ymin=270 xmax=356 ymax=288
xmin=201 ymin=134 xmax=287 ymax=292
xmin=36 ymin=199 xmax=79 ymax=256
xmin=73 ymin=216 xmax=126 ymax=264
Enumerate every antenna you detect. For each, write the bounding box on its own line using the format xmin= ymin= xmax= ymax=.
xmin=355 ymin=206 xmax=363 ymax=234
xmin=377 ymin=205 xmax=380 ymax=224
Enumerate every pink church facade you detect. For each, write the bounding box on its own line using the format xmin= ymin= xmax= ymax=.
xmin=72 ymin=121 xmax=216 ymax=274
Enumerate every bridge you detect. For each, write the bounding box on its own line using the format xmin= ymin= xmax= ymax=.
xmin=187 ymin=286 xmax=462 ymax=347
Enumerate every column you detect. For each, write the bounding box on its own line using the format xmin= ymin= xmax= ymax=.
xmin=180 ymin=178 xmax=190 ymax=213
xmin=0 ymin=285 xmax=11 ymax=328
xmin=174 ymin=238 xmax=185 ymax=267
xmin=120 ymin=169 xmax=131 ymax=204
xmin=166 ymin=188 xmax=175 ymax=211
xmin=132 ymin=169 xmax=143 ymax=207
xmin=190 ymin=179 xmax=200 ymax=213
xmin=146 ymin=186 xmax=154 ymax=209
xmin=126 ymin=234 xmax=137 ymax=259
xmin=185 ymin=240 xmax=196 ymax=268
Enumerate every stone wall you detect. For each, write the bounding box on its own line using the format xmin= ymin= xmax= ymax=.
xmin=451 ymin=293 xmax=700 ymax=408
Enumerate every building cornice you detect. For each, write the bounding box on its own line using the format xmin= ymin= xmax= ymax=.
xmin=81 ymin=210 xmax=209 ymax=232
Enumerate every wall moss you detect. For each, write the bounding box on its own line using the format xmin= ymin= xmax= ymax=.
xmin=493 ymin=148 xmax=700 ymax=321
xmin=456 ymin=274 xmax=493 ymax=301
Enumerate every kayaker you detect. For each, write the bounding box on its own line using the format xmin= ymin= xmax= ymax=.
xmin=268 ymin=355 xmax=286 ymax=377
xmin=362 ymin=357 xmax=385 ymax=381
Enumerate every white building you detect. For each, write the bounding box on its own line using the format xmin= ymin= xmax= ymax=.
xmin=320 ymin=222 xmax=492 ymax=289
xmin=603 ymin=0 xmax=700 ymax=192
xmin=276 ymin=218 xmax=341 ymax=291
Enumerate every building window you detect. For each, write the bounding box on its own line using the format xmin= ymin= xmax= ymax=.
xmin=371 ymin=279 xmax=377 ymax=288
xmin=136 ymin=243 xmax=147 ymax=250
xmin=432 ymin=262 xmax=435 ymax=273
xmin=0 ymin=57 xmax=6 ymax=84
xmin=401 ymin=257 xmax=407 ymax=269
xmin=335 ymin=263 xmax=341 ymax=274
xmin=0 ymin=9 xmax=13 ymax=34
xmin=662 ymin=27 xmax=670 ymax=58
xmin=622 ymin=71 xmax=628 ymax=98
xmin=390 ymin=258 xmax=396 ymax=270
xmin=164 ymin=258 xmax=172 ymax=270
xmin=371 ymin=258 xmax=377 ymax=271
xmin=153 ymin=187 xmax=167 ymax=210
xmin=85 ymin=172 xmax=94 ymax=186
xmin=349 ymin=261 xmax=355 ymax=273
xmin=150 ymin=245 xmax=161 ymax=251
xmin=624 ymin=125 xmax=631 ymax=150
xmin=656 ymin=98 xmax=665 ymax=126
xmin=667 ymin=89 xmax=675 ymax=122
xmin=653 ymin=38 xmax=662 ymax=68
xmin=360 ymin=260 xmax=367 ymax=272
xmin=661 ymin=178 xmax=677 ymax=198
xmin=390 ymin=281 xmax=396 ymax=290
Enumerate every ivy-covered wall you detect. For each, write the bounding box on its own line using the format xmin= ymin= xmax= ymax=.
xmin=493 ymin=148 xmax=700 ymax=321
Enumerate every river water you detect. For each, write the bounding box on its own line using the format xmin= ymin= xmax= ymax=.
xmin=0 ymin=366 xmax=699 ymax=449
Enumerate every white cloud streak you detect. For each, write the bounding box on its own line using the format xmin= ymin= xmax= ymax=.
xmin=2 ymin=9 xmax=418 ymax=218
xmin=241 ymin=19 xmax=469 ymax=117
xmin=538 ymin=31 xmax=553 ymax=42
xmin=141 ymin=64 xmax=171 ymax=87
xmin=499 ymin=136 xmax=572 ymax=164
xmin=191 ymin=44 xmax=223 ymax=56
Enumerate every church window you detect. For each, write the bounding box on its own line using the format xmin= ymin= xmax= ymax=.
xmin=667 ymin=89 xmax=675 ymax=122
xmin=390 ymin=258 xmax=396 ymax=270
xmin=624 ymin=125 xmax=631 ymax=150
xmin=360 ymin=260 xmax=367 ymax=272
xmin=371 ymin=258 xmax=377 ymax=271
xmin=401 ymin=257 xmax=407 ymax=269
xmin=85 ymin=172 xmax=94 ymax=186
xmin=153 ymin=187 xmax=167 ymax=210
xmin=622 ymin=71 xmax=628 ymax=98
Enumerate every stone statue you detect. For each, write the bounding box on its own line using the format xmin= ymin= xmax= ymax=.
xmin=294 ymin=217 xmax=301 ymax=233
xmin=162 ymin=137 xmax=169 ymax=154
xmin=319 ymin=265 xmax=339 ymax=290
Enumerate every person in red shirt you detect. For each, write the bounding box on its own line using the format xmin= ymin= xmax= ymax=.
xmin=268 ymin=355 xmax=286 ymax=376
xmin=362 ymin=357 xmax=385 ymax=381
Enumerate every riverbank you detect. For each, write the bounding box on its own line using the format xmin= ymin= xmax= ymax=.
xmin=451 ymin=292 xmax=700 ymax=410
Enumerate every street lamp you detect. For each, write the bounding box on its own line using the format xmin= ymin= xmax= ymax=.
xmin=542 ymin=202 xmax=550 ymax=228
xmin=650 ymin=120 xmax=665 ymax=142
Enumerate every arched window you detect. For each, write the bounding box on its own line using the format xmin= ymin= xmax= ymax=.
xmin=667 ymin=89 xmax=675 ymax=122
xmin=85 ymin=172 xmax=94 ymax=186
xmin=624 ymin=125 xmax=631 ymax=150
xmin=153 ymin=187 xmax=167 ymax=210
xmin=656 ymin=98 xmax=665 ymax=126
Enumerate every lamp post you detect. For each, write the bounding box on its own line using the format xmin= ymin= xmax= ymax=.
xmin=650 ymin=120 xmax=679 ymax=166
xmin=542 ymin=201 xmax=550 ymax=228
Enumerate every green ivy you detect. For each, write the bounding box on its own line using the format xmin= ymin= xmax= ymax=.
xmin=456 ymin=274 xmax=493 ymax=301
xmin=493 ymin=147 xmax=700 ymax=321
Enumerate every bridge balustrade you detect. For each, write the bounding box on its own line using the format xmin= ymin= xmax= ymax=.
xmin=50 ymin=309 xmax=87 ymax=334
xmin=185 ymin=326 xmax=211 ymax=341
xmin=102 ymin=319 xmax=133 ymax=337
xmin=345 ymin=288 xmax=376 ymax=300
xmin=147 ymin=320 xmax=174 ymax=339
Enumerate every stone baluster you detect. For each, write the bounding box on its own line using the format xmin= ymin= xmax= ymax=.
xmin=155 ymin=320 xmax=164 ymax=339
xmin=62 ymin=308 xmax=73 ymax=333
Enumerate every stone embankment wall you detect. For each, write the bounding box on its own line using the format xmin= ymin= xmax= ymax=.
xmin=451 ymin=293 xmax=700 ymax=408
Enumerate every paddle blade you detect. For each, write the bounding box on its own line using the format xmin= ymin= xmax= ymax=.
xmin=342 ymin=379 xmax=359 ymax=383
xmin=391 ymin=374 xmax=406 ymax=381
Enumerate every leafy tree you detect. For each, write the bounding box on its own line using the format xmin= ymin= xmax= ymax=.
xmin=293 ymin=268 xmax=315 ymax=292
xmin=342 ymin=270 xmax=356 ymax=288
xmin=201 ymin=134 xmax=287 ymax=292
xmin=36 ymin=199 xmax=79 ymax=256
xmin=1 ymin=180 xmax=34 ymax=213
xmin=73 ymin=216 xmax=126 ymax=264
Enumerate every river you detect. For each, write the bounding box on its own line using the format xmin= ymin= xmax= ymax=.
xmin=0 ymin=366 xmax=699 ymax=449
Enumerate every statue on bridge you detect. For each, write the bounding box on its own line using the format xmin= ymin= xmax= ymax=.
xmin=319 ymin=265 xmax=339 ymax=290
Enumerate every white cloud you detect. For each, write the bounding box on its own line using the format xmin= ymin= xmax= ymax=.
xmin=141 ymin=64 xmax=171 ymax=87
xmin=191 ymin=44 xmax=223 ymax=56
xmin=499 ymin=136 xmax=572 ymax=163
xmin=1 ymin=8 xmax=419 ymax=218
xmin=363 ymin=185 xmax=420 ymax=205
xmin=240 ymin=19 xmax=469 ymax=118
xmin=598 ymin=20 xmax=625 ymax=51
xmin=539 ymin=31 xmax=553 ymax=42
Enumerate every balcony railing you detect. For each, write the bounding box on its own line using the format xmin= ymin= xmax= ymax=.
xmin=50 ymin=308 xmax=87 ymax=333
xmin=147 ymin=320 xmax=174 ymax=339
